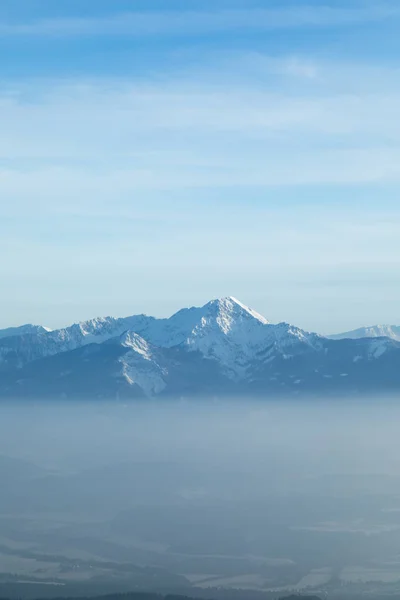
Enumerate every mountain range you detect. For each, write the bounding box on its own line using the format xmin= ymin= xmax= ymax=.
xmin=0 ymin=297 xmax=399 ymax=400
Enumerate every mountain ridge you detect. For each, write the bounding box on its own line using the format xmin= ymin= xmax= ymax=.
xmin=0 ymin=324 xmax=52 ymax=340
xmin=1 ymin=297 xmax=400 ymax=400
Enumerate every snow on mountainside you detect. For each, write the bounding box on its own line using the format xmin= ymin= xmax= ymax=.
xmin=49 ymin=314 xmax=156 ymax=349
xmin=114 ymin=297 xmax=321 ymax=379
xmin=117 ymin=332 xmax=167 ymax=396
xmin=329 ymin=325 xmax=400 ymax=342
xmin=175 ymin=297 xmax=322 ymax=378
xmin=135 ymin=297 xmax=275 ymax=378
xmin=0 ymin=324 xmax=52 ymax=340
xmin=0 ymin=314 xmax=156 ymax=370
xmin=0 ymin=328 xmax=234 ymax=400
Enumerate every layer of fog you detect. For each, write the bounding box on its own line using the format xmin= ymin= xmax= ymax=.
xmin=1 ymin=398 xmax=399 ymax=475
xmin=2 ymin=398 xmax=400 ymax=595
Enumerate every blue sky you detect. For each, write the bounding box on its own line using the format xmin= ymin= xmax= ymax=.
xmin=1 ymin=0 xmax=400 ymax=333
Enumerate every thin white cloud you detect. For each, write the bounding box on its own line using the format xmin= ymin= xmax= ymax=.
xmin=1 ymin=57 xmax=400 ymax=207
xmin=0 ymin=4 xmax=400 ymax=37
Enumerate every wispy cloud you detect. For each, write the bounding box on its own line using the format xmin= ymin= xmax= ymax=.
xmin=2 ymin=53 xmax=400 ymax=210
xmin=1 ymin=4 xmax=400 ymax=37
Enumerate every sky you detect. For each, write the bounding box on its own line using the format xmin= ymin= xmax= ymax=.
xmin=1 ymin=0 xmax=400 ymax=334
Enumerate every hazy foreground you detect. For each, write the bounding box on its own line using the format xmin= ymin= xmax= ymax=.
xmin=1 ymin=398 xmax=400 ymax=598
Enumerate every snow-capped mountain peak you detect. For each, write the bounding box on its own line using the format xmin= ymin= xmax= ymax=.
xmin=204 ymin=296 xmax=270 ymax=327
xmin=153 ymin=297 xmax=275 ymax=379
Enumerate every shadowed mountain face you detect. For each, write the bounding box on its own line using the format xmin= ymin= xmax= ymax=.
xmin=0 ymin=297 xmax=400 ymax=400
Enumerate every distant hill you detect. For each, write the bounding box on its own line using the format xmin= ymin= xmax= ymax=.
xmin=329 ymin=324 xmax=400 ymax=342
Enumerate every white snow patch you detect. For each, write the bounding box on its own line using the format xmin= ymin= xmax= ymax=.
xmin=119 ymin=334 xmax=167 ymax=398
xmin=368 ymin=339 xmax=390 ymax=359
